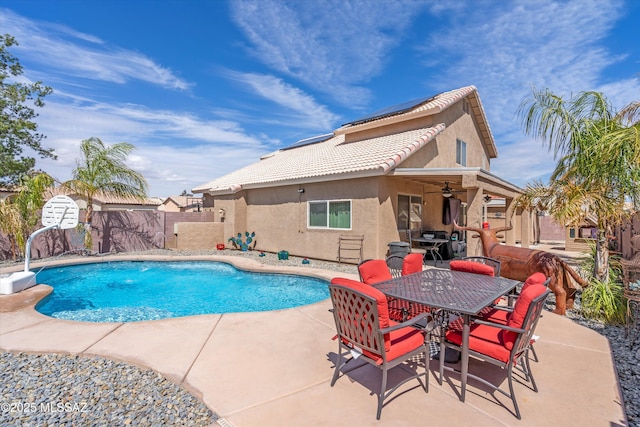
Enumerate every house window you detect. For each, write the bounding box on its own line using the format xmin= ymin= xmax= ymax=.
xmin=397 ymin=195 xmax=422 ymax=230
xmin=456 ymin=139 xmax=467 ymax=166
xmin=308 ymin=200 xmax=351 ymax=229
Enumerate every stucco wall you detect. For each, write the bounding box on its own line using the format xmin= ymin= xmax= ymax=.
xmin=175 ymin=222 xmax=224 ymax=250
xmin=239 ymin=178 xmax=382 ymax=261
xmin=195 ymin=97 xmax=521 ymax=261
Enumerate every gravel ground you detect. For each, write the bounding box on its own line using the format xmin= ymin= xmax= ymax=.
xmin=1 ymin=249 xmax=639 ymax=425
xmin=0 ymin=353 xmax=215 ymax=427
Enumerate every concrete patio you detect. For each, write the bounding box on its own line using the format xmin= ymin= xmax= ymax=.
xmin=0 ymin=255 xmax=629 ymax=426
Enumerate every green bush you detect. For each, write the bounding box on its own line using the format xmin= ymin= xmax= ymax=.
xmin=580 ymin=278 xmax=625 ymax=324
xmin=579 ymin=242 xmax=625 ymax=324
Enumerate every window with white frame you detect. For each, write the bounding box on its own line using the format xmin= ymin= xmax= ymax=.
xmin=456 ymin=139 xmax=467 ymax=166
xmin=308 ymin=200 xmax=351 ymax=229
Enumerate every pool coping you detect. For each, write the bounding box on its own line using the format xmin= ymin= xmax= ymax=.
xmin=0 ymin=254 xmax=628 ymax=427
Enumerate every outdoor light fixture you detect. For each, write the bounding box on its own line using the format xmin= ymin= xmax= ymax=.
xmin=297 ymin=188 xmax=305 ymax=194
xmin=483 ymin=195 xmax=492 ymax=203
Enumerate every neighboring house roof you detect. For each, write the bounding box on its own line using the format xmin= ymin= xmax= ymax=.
xmin=163 ymin=196 xmax=202 ymax=208
xmin=193 ymin=86 xmax=494 ymax=195
xmin=45 ymin=187 xmax=162 ymax=207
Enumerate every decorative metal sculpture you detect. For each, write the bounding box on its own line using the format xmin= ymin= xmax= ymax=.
xmin=228 ymin=231 xmax=255 ymax=251
xmin=455 ymin=222 xmax=587 ymax=315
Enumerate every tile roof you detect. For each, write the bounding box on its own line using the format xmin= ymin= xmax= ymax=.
xmin=193 ymin=124 xmax=444 ymax=194
xmin=193 ymin=86 xmax=496 ymax=195
xmin=163 ymin=195 xmax=202 ymax=207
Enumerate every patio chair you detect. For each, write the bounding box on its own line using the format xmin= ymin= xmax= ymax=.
xmin=450 ymin=257 xmax=500 ymax=277
xmin=460 ymin=256 xmax=502 ymax=276
xmin=328 ymin=278 xmax=431 ymax=420
xmin=439 ymin=281 xmax=550 ymax=419
xmin=358 ymin=259 xmax=393 ymax=284
xmin=385 ymin=255 xmax=405 ymax=278
xmin=359 ymin=258 xmax=431 ymax=321
xmin=401 ymin=253 xmax=424 ymax=276
xmin=357 ymin=259 xmax=409 ymax=321
xmin=479 ymin=272 xmax=550 ymax=363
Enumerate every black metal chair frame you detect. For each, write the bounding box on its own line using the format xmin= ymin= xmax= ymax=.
xmin=385 ymin=255 xmax=405 ymax=278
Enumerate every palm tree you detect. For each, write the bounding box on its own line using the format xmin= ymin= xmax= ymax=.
xmin=515 ymin=88 xmax=640 ymax=281
xmin=63 ymin=137 xmax=148 ymax=249
xmin=0 ymin=172 xmax=54 ymax=259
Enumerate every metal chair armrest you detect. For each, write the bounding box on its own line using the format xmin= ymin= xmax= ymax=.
xmin=380 ymin=312 xmax=431 ymax=334
xmin=472 ymin=318 xmax=525 ymax=334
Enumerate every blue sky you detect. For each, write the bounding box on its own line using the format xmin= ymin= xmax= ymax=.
xmin=2 ymin=0 xmax=639 ymax=197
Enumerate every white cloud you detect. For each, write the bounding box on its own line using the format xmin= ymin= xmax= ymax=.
xmin=0 ymin=8 xmax=191 ymax=90
xmin=29 ymin=93 xmax=268 ymax=196
xmin=414 ymin=0 xmax=628 ymax=186
xmin=224 ymin=71 xmax=340 ymax=131
xmin=229 ymin=0 xmax=428 ymax=106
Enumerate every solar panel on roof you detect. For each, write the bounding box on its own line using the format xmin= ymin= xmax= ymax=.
xmin=281 ymin=133 xmax=333 ymax=150
xmin=343 ymin=94 xmax=436 ymax=127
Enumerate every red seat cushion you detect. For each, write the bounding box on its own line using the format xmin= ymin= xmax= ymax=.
xmin=358 ymin=260 xmax=393 ymax=284
xmin=364 ymin=321 xmax=425 ymax=365
xmin=449 ymin=260 xmax=495 ymax=276
xmin=501 ymin=283 xmax=547 ymax=349
xmin=445 ymin=322 xmax=511 ymax=363
xmin=401 ymin=253 xmax=423 ymax=276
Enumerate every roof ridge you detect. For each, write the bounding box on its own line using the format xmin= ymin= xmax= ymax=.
xmin=378 ymin=124 xmax=446 ymax=172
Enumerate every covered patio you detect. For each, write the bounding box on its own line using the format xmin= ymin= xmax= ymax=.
xmin=389 ymin=167 xmax=527 ymax=257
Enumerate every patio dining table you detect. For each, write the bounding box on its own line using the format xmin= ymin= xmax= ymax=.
xmin=371 ymin=269 xmax=520 ymax=402
xmin=412 ymin=237 xmax=448 ymax=266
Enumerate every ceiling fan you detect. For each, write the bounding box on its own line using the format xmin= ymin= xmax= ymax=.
xmin=441 ymin=182 xmax=454 ymax=198
xmin=422 ymin=182 xmax=464 ymax=197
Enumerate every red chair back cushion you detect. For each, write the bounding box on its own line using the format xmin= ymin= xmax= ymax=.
xmin=521 ymin=272 xmax=547 ymax=292
xmin=358 ymin=260 xmax=393 ymax=284
xmin=330 ymin=277 xmax=390 ymax=330
xmin=449 ymin=260 xmax=495 ymax=276
xmin=501 ymin=283 xmax=547 ymax=349
xmin=401 ymin=253 xmax=423 ymax=276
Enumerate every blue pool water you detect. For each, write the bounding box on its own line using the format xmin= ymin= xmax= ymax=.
xmin=35 ymin=261 xmax=329 ymax=322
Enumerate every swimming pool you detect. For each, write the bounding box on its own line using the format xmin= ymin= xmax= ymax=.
xmin=35 ymin=261 xmax=329 ymax=322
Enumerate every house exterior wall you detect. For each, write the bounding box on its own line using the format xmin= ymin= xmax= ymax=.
xmin=402 ymin=103 xmax=489 ymax=170
xmin=163 ymin=201 xmax=181 ymax=212
xmin=237 ymin=178 xmax=382 ymax=261
xmin=196 ymin=95 xmax=522 ymax=262
xmin=565 ymin=226 xmax=596 ymax=252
